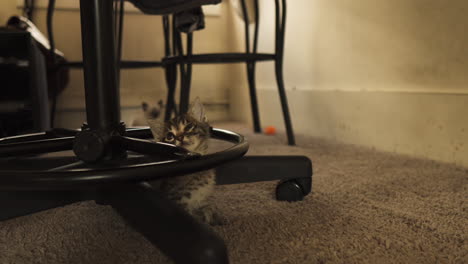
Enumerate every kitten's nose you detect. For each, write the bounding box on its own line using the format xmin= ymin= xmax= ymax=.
xmin=176 ymin=135 xmax=184 ymax=142
xmin=149 ymin=108 xmax=160 ymax=118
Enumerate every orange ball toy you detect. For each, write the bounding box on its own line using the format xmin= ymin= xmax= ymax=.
xmin=264 ymin=126 xmax=276 ymax=135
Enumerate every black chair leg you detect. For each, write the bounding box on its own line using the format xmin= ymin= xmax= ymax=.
xmin=240 ymin=0 xmax=261 ymax=134
xmin=274 ymin=60 xmax=295 ymax=146
xmin=178 ymin=33 xmax=193 ymax=114
xmin=164 ymin=64 xmax=178 ymax=121
xmin=163 ymin=15 xmax=177 ymax=121
xmin=179 ymin=64 xmax=192 ymax=114
xmin=115 ymin=0 xmax=125 ymax=90
xmin=272 ymin=0 xmax=295 ymax=146
xmin=79 ymin=0 xmax=121 ymax=131
xmin=247 ymin=62 xmax=261 ymax=133
xmin=47 ymin=0 xmax=57 ymax=128
xmin=106 ymin=183 xmax=229 ymax=264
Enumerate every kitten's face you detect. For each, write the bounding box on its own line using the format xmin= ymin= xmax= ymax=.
xmin=148 ymin=98 xmax=210 ymax=154
xmin=161 ymin=115 xmax=209 ymax=153
xmin=142 ymin=100 xmax=164 ymax=120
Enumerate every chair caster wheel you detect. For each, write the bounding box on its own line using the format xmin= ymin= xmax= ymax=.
xmin=275 ymin=177 xmax=312 ymax=202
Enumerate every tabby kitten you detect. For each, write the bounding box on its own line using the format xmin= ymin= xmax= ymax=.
xmin=146 ymin=98 xmax=221 ymax=225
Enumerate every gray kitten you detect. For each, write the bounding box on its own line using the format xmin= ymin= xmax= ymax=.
xmin=146 ymin=98 xmax=222 ymax=225
xmin=142 ymin=100 xmax=164 ymax=120
xmin=132 ymin=100 xmax=165 ymax=127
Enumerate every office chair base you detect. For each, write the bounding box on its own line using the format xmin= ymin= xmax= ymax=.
xmin=0 ymin=154 xmax=312 ymax=264
xmin=216 ymin=155 xmax=313 ymax=202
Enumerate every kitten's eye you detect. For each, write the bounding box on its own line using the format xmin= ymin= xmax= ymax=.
xmin=184 ymin=123 xmax=195 ymax=132
xmin=165 ymin=132 xmax=175 ymax=142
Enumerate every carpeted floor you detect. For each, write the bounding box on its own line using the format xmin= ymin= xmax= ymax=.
xmin=1 ymin=122 xmax=467 ymax=264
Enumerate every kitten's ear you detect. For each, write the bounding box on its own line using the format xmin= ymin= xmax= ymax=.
xmin=146 ymin=118 xmax=165 ymax=141
xmin=188 ymin=97 xmax=208 ymax=122
xmin=141 ymin=102 xmax=149 ymax=112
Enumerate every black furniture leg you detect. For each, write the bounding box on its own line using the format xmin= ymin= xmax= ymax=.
xmin=79 ymin=0 xmax=120 ymax=131
xmin=165 ymin=64 xmax=178 ymax=121
xmin=47 ymin=0 xmax=57 ymax=128
xmin=178 ymin=32 xmax=193 ymax=114
xmin=241 ymin=0 xmax=261 ymax=133
xmin=76 ymin=0 xmax=126 ymax=162
xmin=247 ymin=63 xmax=261 ymax=133
xmin=107 ymin=183 xmax=229 ymax=264
xmin=275 ymin=61 xmax=294 ymax=146
xmin=163 ymin=16 xmax=177 ymax=121
xmin=274 ymin=0 xmax=295 ymax=145
xmin=115 ymin=0 xmax=125 ymax=89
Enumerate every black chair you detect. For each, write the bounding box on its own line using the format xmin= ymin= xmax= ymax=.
xmin=62 ymin=0 xmax=296 ymax=146
xmin=164 ymin=0 xmax=295 ymax=146
xmin=0 ymin=1 xmax=312 ymax=263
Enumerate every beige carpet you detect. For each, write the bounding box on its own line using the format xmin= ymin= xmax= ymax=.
xmin=1 ymin=123 xmax=467 ymax=264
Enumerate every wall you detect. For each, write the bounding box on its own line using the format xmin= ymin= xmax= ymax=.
xmin=230 ymin=0 xmax=468 ymax=167
xmin=0 ymin=1 xmax=17 ymax=24
xmin=3 ymin=0 xmax=467 ymax=167
xmin=12 ymin=0 xmax=241 ymax=128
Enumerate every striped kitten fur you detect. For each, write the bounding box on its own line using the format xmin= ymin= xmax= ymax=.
xmin=146 ymin=98 xmax=222 ymax=225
